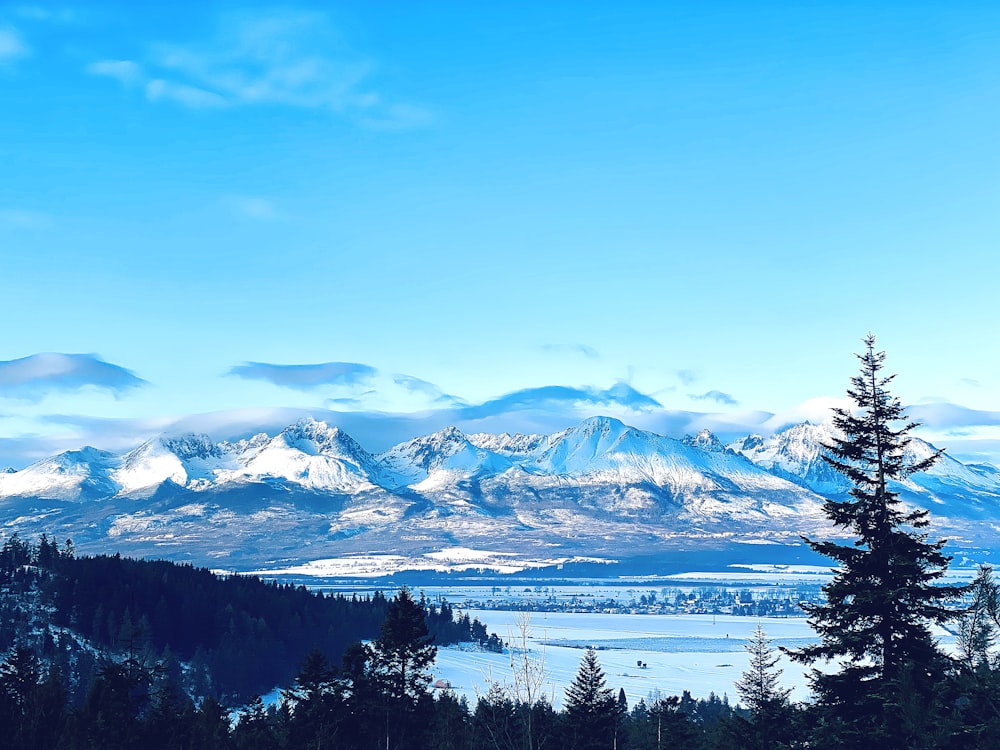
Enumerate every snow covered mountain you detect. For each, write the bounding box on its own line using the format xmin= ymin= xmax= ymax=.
xmin=729 ymin=421 xmax=1000 ymax=519
xmin=379 ymin=426 xmax=514 ymax=488
xmin=0 ymin=447 xmax=120 ymax=501
xmin=0 ymin=416 xmax=996 ymax=571
xmin=727 ymin=423 xmax=847 ymax=494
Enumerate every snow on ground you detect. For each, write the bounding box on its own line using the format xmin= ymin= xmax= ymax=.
xmin=248 ymin=549 xmax=614 ymax=578
xmin=431 ymin=610 xmax=958 ymax=710
xmin=663 ymin=565 xmax=836 ymax=583
xmin=432 ymin=612 xmax=817 ymax=709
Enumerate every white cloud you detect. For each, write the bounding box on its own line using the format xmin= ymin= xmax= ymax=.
xmin=0 ymin=24 xmax=29 ymax=63
xmin=86 ymin=10 xmax=431 ymax=128
xmin=86 ymin=59 xmax=143 ymax=86
xmin=359 ymin=102 xmax=436 ymax=131
xmin=0 ymin=353 xmax=147 ymax=401
xmin=763 ymin=396 xmax=850 ymax=432
xmin=145 ymin=78 xmax=227 ymax=108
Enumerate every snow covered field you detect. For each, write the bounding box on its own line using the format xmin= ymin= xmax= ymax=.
xmin=431 ymin=611 xmax=817 ymax=709
xmin=431 ymin=609 xmax=960 ymax=709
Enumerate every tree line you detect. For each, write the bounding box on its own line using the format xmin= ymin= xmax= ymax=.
xmin=0 ymin=532 xmax=499 ymax=708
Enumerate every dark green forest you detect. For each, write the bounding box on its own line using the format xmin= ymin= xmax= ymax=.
xmin=0 ymin=530 xmax=501 ymax=690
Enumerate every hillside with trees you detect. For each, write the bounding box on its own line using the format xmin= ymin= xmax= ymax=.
xmin=0 ymin=533 xmax=500 ymax=706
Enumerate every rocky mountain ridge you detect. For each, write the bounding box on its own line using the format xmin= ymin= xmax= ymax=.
xmin=0 ymin=416 xmax=996 ymax=571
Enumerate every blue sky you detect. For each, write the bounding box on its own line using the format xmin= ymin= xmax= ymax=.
xmin=2 ymin=2 xmax=999 ymax=467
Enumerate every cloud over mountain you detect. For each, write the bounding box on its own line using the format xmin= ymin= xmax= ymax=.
xmin=0 ymin=353 xmax=147 ymax=400
xmin=227 ymin=361 xmax=377 ymax=390
xmin=690 ymin=390 xmax=739 ymax=406
xmin=452 ymin=382 xmax=661 ymax=420
xmin=908 ymin=403 xmax=1000 ymax=430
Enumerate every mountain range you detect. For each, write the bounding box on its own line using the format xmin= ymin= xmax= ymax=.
xmin=1 ymin=416 xmax=997 ymax=574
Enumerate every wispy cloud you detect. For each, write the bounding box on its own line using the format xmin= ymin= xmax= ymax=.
xmin=10 ymin=392 xmax=1000 ymax=471
xmin=690 ymin=390 xmax=739 ymax=407
xmin=228 ymin=361 xmax=378 ymax=390
xmin=86 ymin=10 xmax=432 ymax=129
xmin=392 ymin=374 xmax=463 ymax=406
xmin=676 ymin=369 xmax=700 ymax=386
xmin=86 ymin=59 xmax=143 ymax=86
xmin=0 ymin=353 xmax=147 ymax=400
xmin=454 ymin=382 xmax=662 ymax=421
xmin=0 ymin=24 xmax=29 ymax=63
xmin=145 ymin=77 xmax=228 ymax=108
xmin=908 ymin=402 xmax=1000 ymax=430
xmin=359 ymin=102 xmax=435 ymax=131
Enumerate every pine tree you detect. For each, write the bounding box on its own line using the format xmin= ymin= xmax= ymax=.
xmin=370 ymin=586 xmax=437 ymax=704
xmin=787 ymin=335 xmax=965 ymax=748
xmin=283 ymin=647 xmax=345 ymax=749
xmin=369 ymin=586 xmax=437 ymax=749
xmin=956 ymin=565 xmax=1000 ymax=670
xmin=564 ymin=647 xmax=618 ymax=750
xmin=735 ymin=625 xmax=790 ymax=716
xmin=733 ymin=625 xmax=792 ymax=749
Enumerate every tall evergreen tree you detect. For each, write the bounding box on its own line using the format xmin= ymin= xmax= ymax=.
xmin=369 ymin=586 xmax=437 ymax=749
xmin=787 ymin=335 xmax=965 ymax=748
xmin=563 ymin=647 xmax=618 ymax=750
xmin=956 ymin=565 xmax=1000 ymax=670
xmin=370 ymin=586 xmax=437 ymax=704
xmin=733 ymin=625 xmax=792 ymax=749
xmin=283 ymin=647 xmax=346 ymax=749
xmin=735 ymin=625 xmax=790 ymax=717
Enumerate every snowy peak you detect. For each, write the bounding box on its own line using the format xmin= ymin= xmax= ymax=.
xmin=531 ymin=416 xmax=637 ymax=472
xmin=1 ymin=415 xmax=998 ymax=531
xmin=225 ymin=418 xmax=382 ymax=490
xmin=730 ymin=422 xmax=1000 ymax=512
xmin=728 ymin=422 xmax=845 ymax=493
xmin=467 ymin=431 xmax=547 ymax=458
xmin=379 ymin=426 xmax=513 ymax=485
xmin=273 ymin=419 xmax=382 ymax=475
xmin=275 ymin=418 xmax=366 ymax=459
xmin=113 ymin=434 xmax=231 ymax=495
xmin=0 ymin=446 xmax=119 ymax=500
xmin=682 ymin=429 xmax=729 ymax=453
xmin=383 ymin=426 xmax=472 ymax=472
xmin=162 ymin=434 xmax=222 ymax=461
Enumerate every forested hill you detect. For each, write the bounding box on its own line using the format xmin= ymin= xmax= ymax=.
xmin=0 ymin=533 xmax=499 ymax=703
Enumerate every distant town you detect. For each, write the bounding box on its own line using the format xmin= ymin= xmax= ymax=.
xmin=459 ymin=583 xmax=825 ymax=618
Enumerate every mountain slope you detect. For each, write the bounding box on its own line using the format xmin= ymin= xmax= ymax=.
xmin=0 ymin=416 xmax=996 ymax=570
xmin=729 ymin=421 xmax=1000 ymax=519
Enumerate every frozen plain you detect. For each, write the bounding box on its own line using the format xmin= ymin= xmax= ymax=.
xmin=431 ymin=611 xmax=820 ymax=709
xmin=422 ymin=577 xmax=968 ymax=709
xmin=304 ymin=566 xmax=971 ymax=710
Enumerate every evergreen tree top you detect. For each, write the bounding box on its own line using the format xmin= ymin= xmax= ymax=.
xmin=787 ymin=335 xmax=967 ymax=745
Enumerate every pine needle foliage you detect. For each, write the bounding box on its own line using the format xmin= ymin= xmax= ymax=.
xmin=564 ymin=647 xmax=619 ymax=750
xmin=370 ymin=585 xmax=437 ymax=704
xmin=787 ymin=335 xmax=966 ymax=746
xmin=735 ymin=625 xmax=790 ymax=717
